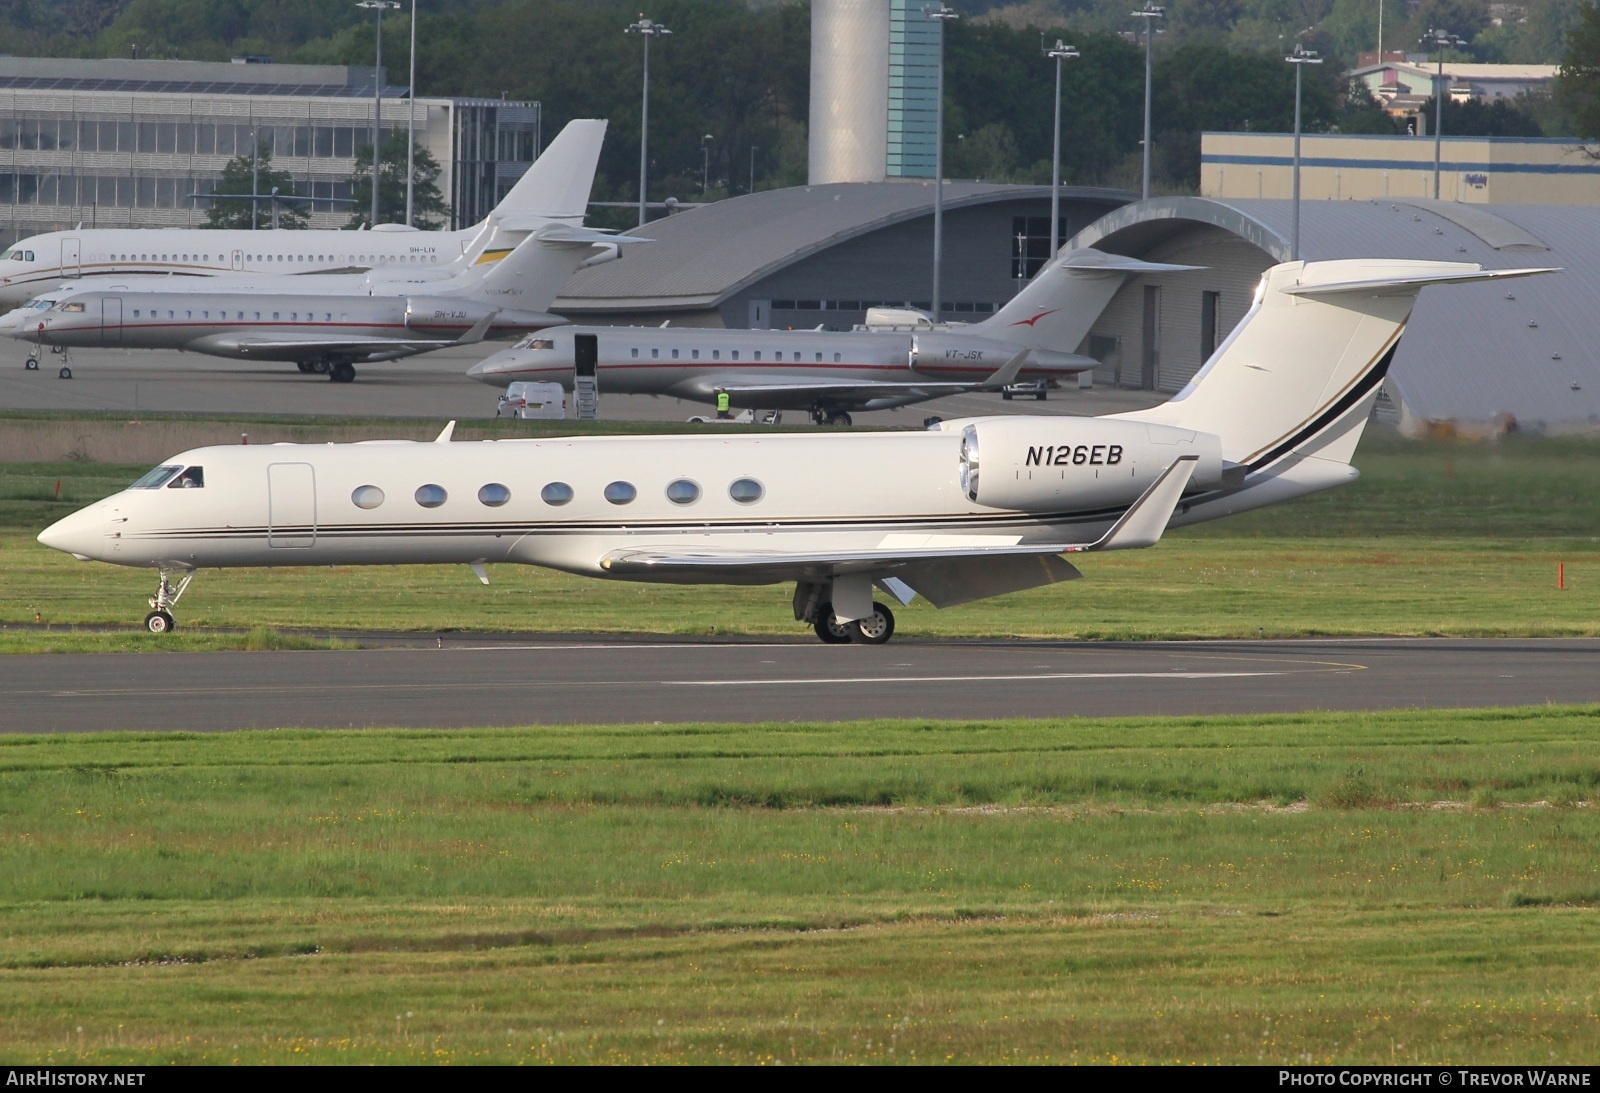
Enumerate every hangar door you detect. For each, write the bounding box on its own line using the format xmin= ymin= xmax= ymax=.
xmin=267 ymin=463 xmax=317 ymax=548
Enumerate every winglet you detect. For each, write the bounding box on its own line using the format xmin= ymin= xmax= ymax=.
xmin=456 ymin=311 xmax=499 ymax=345
xmin=1067 ymin=455 xmax=1198 ymax=553
xmin=435 ymin=420 xmax=456 ymax=443
xmin=980 ymin=348 xmax=1030 ymax=389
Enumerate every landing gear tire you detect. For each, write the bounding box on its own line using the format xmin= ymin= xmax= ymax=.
xmin=296 ymin=361 xmax=315 ymax=374
xmin=847 ymin=601 xmax=895 ymax=645
xmin=58 ymin=366 xmax=72 ymax=380
xmin=826 ymin=411 xmax=852 ymax=427
xmin=24 ymin=357 xmax=38 ymax=371
xmin=329 ymin=362 xmax=356 ymax=383
xmin=144 ymin=610 xmax=175 ymax=634
xmin=1002 ymin=390 xmax=1013 ymax=401
xmin=1036 ymin=391 xmax=1047 ymax=401
xmin=812 ymin=602 xmax=853 ymax=644
xmin=310 ymin=360 xmax=330 ymax=374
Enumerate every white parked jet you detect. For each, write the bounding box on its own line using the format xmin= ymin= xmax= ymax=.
xmin=37 ymin=258 xmax=1550 ymax=640
xmin=0 ymin=119 xmax=609 ymax=307
xmin=467 ymin=248 xmax=1192 ymax=425
xmin=11 ymin=222 xmax=619 ymax=382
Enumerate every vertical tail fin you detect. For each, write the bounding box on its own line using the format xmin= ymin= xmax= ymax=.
xmin=1119 ymin=259 xmax=1554 ymax=469
xmin=490 ymin=119 xmax=608 ymax=222
xmin=975 ymin=247 xmax=1199 ymax=352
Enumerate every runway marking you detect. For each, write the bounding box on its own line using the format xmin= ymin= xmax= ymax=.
xmin=668 ymin=670 xmax=1287 ymax=687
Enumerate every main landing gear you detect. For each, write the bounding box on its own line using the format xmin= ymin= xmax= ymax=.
xmin=809 ymin=405 xmax=852 ymax=427
xmin=796 ymin=581 xmax=897 ymax=644
xmin=144 ymin=569 xmax=195 ymax=634
xmin=295 ymin=360 xmax=357 ymax=383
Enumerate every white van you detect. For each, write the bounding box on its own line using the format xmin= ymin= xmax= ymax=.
xmin=495 ymin=381 xmax=566 ymax=420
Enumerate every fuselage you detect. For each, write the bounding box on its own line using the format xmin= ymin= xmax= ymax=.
xmin=14 ymin=290 xmax=561 ymax=360
xmin=38 ymin=423 xmax=1237 ymax=579
xmin=467 ymin=326 xmax=1096 ymax=412
xmin=0 ymin=225 xmax=480 ymax=308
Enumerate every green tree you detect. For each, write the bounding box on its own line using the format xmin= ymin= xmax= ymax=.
xmin=1557 ymin=0 xmax=1600 ymax=143
xmin=345 ymin=130 xmax=450 ymax=229
xmin=202 ymin=141 xmax=307 ymax=229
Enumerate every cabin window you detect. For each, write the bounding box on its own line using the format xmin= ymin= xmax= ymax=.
xmin=671 ymin=349 xmax=679 ymax=360
xmin=166 ymin=311 xmax=174 ymax=319
xmin=753 ymin=351 xmax=761 ymax=362
xmin=132 ymin=309 xmax=140 ymax=318
xmin=691 ymin=350 xmax=700 ymax=360
xmin=665 ymin=479 xmax=701 ymax=505
xmin=414 ymin=484 xmax=448 ymax=508
xmin=729 ymin=478 xmax=764 ymax=504
xmin=166 ymin=467 xmax=204 ymax=489
xmin=631 ymin=348 xmax=639 ymax=358
xmin=651 ymin=348 xmax=660 ymax=359
xmin=712 ymin=350 xmax=720 ymax=361
xmin=815 ymin=353 xmax=823 ymax=362
xmin=541 ymin=482 xmax=574 ymax=506
xmin=477 ymin=483 xmax=511 ymax=507
xmin=604 ymin=481 xmax=637 ymax=505
xmin=272 ymin=313 xmax=280 ymax=321
xmin=834 ymin=353 xmax=841 ymax=362
xmin=351 ymin=485 xmax=385 ymax=509
xmin=731 ymin=351 xmax=739 ymax=361
xmin=129 ymin=464 xmax=181 ymax=489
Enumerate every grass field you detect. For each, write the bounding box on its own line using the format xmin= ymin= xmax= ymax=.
xmin=1 ymin=430 xmax=1597 ymax=646
xmin=1 ymin=707 xmax=1599 ymax=1064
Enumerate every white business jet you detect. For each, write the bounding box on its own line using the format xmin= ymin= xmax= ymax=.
xmin=0 ymin=118 xmax=609 ymax=308
xmin=37 ymin=258 xmax=1551 ymax=640
xmin=467 ymin=248 xmax=1193 ymax=425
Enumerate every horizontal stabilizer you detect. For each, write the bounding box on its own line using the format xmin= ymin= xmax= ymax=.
xmin=1058 ymin=249 xmax=1203 ymax=275
xmin=455 ymin=310 xmax=499 ymax=345
xmin=529 ymin=224 xmax=652 ymax=247
xmin=980 ymin=349 xmax=1030 ymax=389
xmin=1282 ymin=265 xmax=1559 ymax=297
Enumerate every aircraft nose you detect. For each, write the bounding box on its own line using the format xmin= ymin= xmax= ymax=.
xmin=466 ymin=357 xmax=508 ymax=386
xmin=37 ymin=508 xmax=103 ymax=561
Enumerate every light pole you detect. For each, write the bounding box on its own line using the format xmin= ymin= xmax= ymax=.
xmin=406 ymin=0 xmax=416 ymax=227
xmin=1132 ymin=4 xmax=1164 ymax=201
xmin=357 ymin=0 xmax=400 ymax=228
xmin=1421 ymin=27 xmax=1466 ymax=200
xmin=749 ymin=145 xmax=757 ymax=193
xmin=626 ymin=16 xmax=670 ymax=227
xmin=1285 ymin=43 xmax=1322 ymax=261
xmin=927 ymin=3 xmax=958 ymax=323
xmin=1044 ymin=39 xmax=1079 ymax=262
xmin=701 ymin=134 xmax=713 ymax=195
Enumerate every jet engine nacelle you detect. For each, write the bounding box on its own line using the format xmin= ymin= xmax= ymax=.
xmin=404 ymin=296 xmax=498 ymax=334
xmin=958 ymin=417 xmax=1223 ymax=511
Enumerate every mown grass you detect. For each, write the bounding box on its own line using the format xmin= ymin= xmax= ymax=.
xmin=2 ymin=430 xmax=1598 ymax=645
xmin=1 ymin=706 xmax=1599 ymax=1063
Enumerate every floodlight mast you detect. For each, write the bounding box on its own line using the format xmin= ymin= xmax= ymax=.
xmin=1421 ymin=27 xmax=1467 ymax=200
xmin=926 ymin=3 xmax=959 ymax=323
xmin=406 ymin=0 xmax=416 ymax=227
xmin=357 ymin=0 xmax=401 ymax=228
xmin=1132 ymin=4 xmax=1164 ymax=201
xmin=1044 ymin=40 xmax=1080 ymax=264
xmin=626 ymin=16 xmax=671 ymax=228
xmin=1285 ymin=43 xmax=1323 ymax=261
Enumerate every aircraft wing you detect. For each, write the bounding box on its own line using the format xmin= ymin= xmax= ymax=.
xmin=186 ymin=332 xmax=464 ymax=362
xmin=715 ymin=349 xmax=1092 ymax=401
xmin=599 ymin=457 xmax=1198 ymax=605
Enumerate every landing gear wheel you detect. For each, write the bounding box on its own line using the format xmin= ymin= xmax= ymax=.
xmin=812 ymin=602 xmax=853 ymax=644
xmin=24 ymin=357 xmax=38 ymax=371
xmin=296 ymin=361 xmax=315 ymax=374
xmin=825 ymin=411 xmax=852 ymax=427
xmin=144 ymin=610 xmax=175 ymax=634
xmin=329 ymin=362 xmax=356 ymax=383
xmin=847 ymin=601 xmax=896 ymax=645
xmin=1036 ymin=390 xmax=1047 ymax=401
xmin=310 ymin=360 xmax=330 ymax=374
xmin=58 ymin=365 xmax=72 ymax=380
xmin=1002 ymin=390 xmax=1013 ymax=401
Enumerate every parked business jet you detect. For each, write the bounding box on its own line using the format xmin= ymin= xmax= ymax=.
xmin=467 ymin=248 xmax=1191 ymax=425
xmin=0 ymin=119 xmax=609 ymax=307
xmin=12 ymin=222 xmax=620 ymax=382
xmin=37 ymin=258 xmax=1551 ymax=640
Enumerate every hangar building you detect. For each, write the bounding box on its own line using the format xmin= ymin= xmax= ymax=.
xmin=1063 ymin=197 xmax=1599 ymax=430
xmin=553 ymin=180 xmax=1132 ymax=331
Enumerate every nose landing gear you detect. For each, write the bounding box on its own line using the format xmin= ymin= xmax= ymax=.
xmin=144 ymin=569 xmax=195 ymax=634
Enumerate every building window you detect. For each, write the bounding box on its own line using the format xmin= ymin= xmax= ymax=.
xmin=1011 ymin=216 xmax=1055 ymax=280
xmin=1201 ymin=290 xmax=1222 ymax=360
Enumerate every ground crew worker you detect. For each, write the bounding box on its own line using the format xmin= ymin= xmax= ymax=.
xmin=715 ymin=388 xmax=731 ymax=419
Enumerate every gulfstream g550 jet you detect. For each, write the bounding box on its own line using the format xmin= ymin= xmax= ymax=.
xmin=467 ymin=248 xmax=1195 ymax=425
xmin=37 ymin=258 xmax=1551 ymax=640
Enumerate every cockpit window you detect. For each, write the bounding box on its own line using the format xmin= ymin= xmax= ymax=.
xmin=512 ymin=335 xmax=555 ymax=351
xmin=60 ymin=302 xmax=86 ymax=313
xmin=167 ymin=467 xmax=204 ymax=489
xmin=130 ymin=464 xmax=181 ymax=489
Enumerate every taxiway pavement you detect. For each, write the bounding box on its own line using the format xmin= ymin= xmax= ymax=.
xmin=2 ymin=636 xmax=1595 ymax=733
